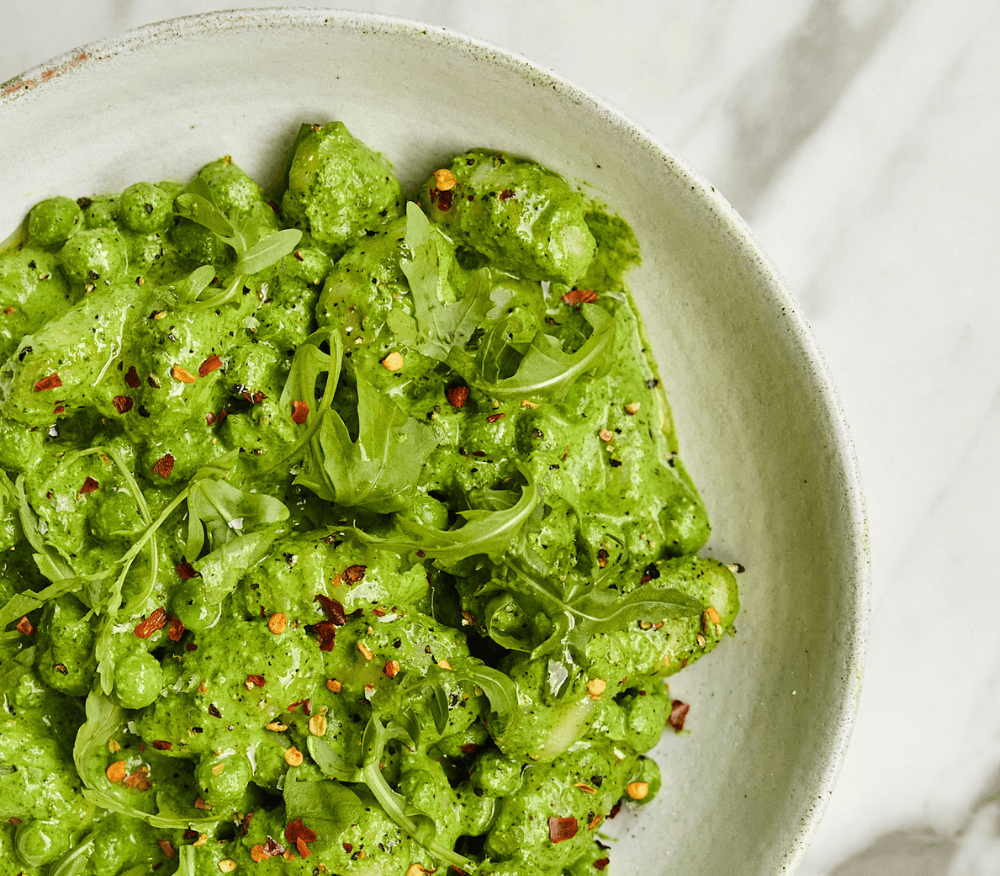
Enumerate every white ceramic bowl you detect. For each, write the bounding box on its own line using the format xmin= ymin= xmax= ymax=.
xmin=0 ymin=10 xmax=869 ymax=874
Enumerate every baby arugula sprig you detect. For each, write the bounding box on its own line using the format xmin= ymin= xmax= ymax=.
xmin=173 ymin=177 xmax=301 ymax=310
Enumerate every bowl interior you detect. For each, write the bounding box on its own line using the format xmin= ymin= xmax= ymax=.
xmin=0 ymin=11 xmax=869 ymax=874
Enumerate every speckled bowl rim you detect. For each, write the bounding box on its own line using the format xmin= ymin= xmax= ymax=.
xmin=1 ymin=8 xmax=871 ymax=872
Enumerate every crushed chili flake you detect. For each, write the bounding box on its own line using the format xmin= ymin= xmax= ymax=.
xmin=594 ymin=857 xmax=611 ymax=870
xmin=608 ymin=799 xmax=623 ymax=819
xmin=167 ymin=615 xmax=185 ymax=641
xmin=239 ymin=812 xmax=254 ymax=837
xmin=668 ymin=699 xmax=690 ymax=732
xmin=194 ymin=797 xmax=209 ymax=810
xmin=486 ymin=412 xmax=505 ymax=423
xmin=309 ymin=620 xmax=338 ymax=652
xmin=112 ymin=395 xmax=133 ymax=414
xmin=123 ymin=765 xmax=152 ymax=792
xmin=342 ymin=564 xmax=366 ymax=584
xmin=285 ymin=818 xmax=317 ymax=846
xmin=296 ymin=837 xmax=312 ymax=858
xmin=135 ymin=607 xmax=168 ymax=638
xmin=54 ymin=663 xmax=68 ymax=674
xmin=33 ymin=372 xmax=62 ymax=392
xmin=79 ymin=476 xmax=99 ymax=495
xmin=499 ymin=188 xmax=514 ymax=201
xmin=245 ymin=674 xmax=266 ymax=688
xmin=152 ymin=740 xmax=172 ymax=751
xmin=445 ymin=385 xmax=470 ymax=408
xmin=262 ymin=836 xmax=285 ymax=857
xmin=315 ymin=594 xmax=347 ymax=625
xmin=548 ymin=816 xmax=578 ymax=844
xmin=124 ymin=365 xmax=141 ymax=388
xmin=291 ymin=400 xmax=309 ymax=424
xmin=205 ymin=412 xmax=216 ymax=425
xmin=176 ymin=558 xmax=199 ymax=580
xmin=198 ymin=354 xmax=223 ymax=377
xmin=242 ymin=389 xmax=267 ymax=405
xmin=560 ymin=288 xmax=599 ymax=307
xmin=54 ymin=405 xmax=65 ymax=414
xmin=208 ymin=703 xmax=222 ymax=718
xmin=172 ymin=365 xmax=196 ymax=384
xmin=433 ymin=187 xmax=453 ymax=211
xmin=152 ymin=454 xmax=175 ymax=478
xmin=16 ymin=616 xmax=35 ymax=636
xmin=183 ymin=829 xmax=200 ymax=841
xmin=460 ymin=743 xmax=477 ymax=755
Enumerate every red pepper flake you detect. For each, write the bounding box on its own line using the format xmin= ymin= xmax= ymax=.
xmin=342 ymin=564 xmax=366 ymax=585
xmin=186 ymin=642 xmax=198 ymax=652
xmin=239 ymin=813 xmax=254 ymax=837
xmin=308 ymin=620 xmax=338 ymax=652
xmin=79 ymin=477 xmax=99 ymax=495
xmin=262 ymin=836 xmax=285 ymax=857
xmin=242 ymin=389 xmax=267 ymax=405
xmin=168 ymin=615 xmax=185 ymax=642
xmin=668 ymin=699 xmax=690 ymax=732
xmin=486 ymin=412 xmax=505 ymax=424
xmin=176 ymin=558 xmax=199 ymax=580
xmin=182 ymin=829 xmax=199 ymax=841
xmin=561 ymin=289 xmax=599 ymax=307
xmin=434 ymin=188 xmax=454 ymax=211
xmin=194 ymin=797 xmax=209 ymax=810
xmin=315 ymin=594 xmax=347 ymax=625
xmin=205 ymin=412 xmax=216 ymax=425
xmin=158 ymin=839 xmax=176 ymax=859
xmin=124 ymin=365 xmax=141 ymax=388
xmin=291 ymin=400 xmax=309 ymax=424
xmin=33 ymin=373 xmax=62 ymax=392
xmin=342 ymin=842 xmax=353 ymax=853
xmin=285 ymin=818 xmax=317 ymax=847
xmin=112 ymin=395 xmax=133 ymax=414
xmin=548 ymin=816 xmax=578 ymax=844
xmin=16 ymin=616 xmax=35 ymax=636
xmin=152 ymin=740 xmax=172 ymax=751
xmin=460 ymin=743 xmax=477 ymax=755
xmin=246 ymin=674 xmax=266 ymax=688
xmin=54 ymin=405 xmax=65 ymax=414
xmin=198 ymin=354 xmax=223 ymax=377
xmin=135 ymin=607 xmax=168 ymax=638
xmin=152 ymin=453 xmax=175 ymax=478
xmin=594 ymin=858 xmax=610 ymax=870
xmin=2 ymin=307 xmax=13 ymax=315
xmin=208 ymin=703 xmax=222 ymax=718
xmin=499 ymin=188 xmax=514 ymax=201
xmin=608 ymin=799 xmax=623 ymax=819
xmin=287 ymin=699 xmax=313 ymax=715
xmin=445 ymin=385 xmax=470 ymax=408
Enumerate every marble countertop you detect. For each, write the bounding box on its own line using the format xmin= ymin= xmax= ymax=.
xmin=3 ymin=2 xmax=998 ymax=873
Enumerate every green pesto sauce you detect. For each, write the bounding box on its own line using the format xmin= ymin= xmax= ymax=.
xmin=0 ymin=123 xmax=739 ymax=876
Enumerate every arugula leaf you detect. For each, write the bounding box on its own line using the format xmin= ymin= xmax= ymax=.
xmin=295 ymin=375 xmax=437 ymax=513
xmin=50 ymin=833 xmax=96 ymax=876
xmin=359 ymin=717 xmax=474 ymax=872
xmin=460 ymin=302 xmax=617 ymax=401
xmin=0 ymin=646 xmax=35 ymax=699
xmin=283 ymin=768 xmax=367 ymax=842
xmin=359 ymin=463 xmax=539 ymax=563
xmin=174 ymin=187 xmax=301 ymax=310
xmin=192 ymin=531 xmax=277 ymax=603
xmin=307 ymin=736 xmax=361 ymax=783
xmin=185 ymin=479 xmax=289 ymax=559
xmin=399 ymin=202 xmax=499 ymax=362
xmin=495 ymin=558 xmax=704 ymax=658
xmin=72 ymin=692 xmax=224 ymax=830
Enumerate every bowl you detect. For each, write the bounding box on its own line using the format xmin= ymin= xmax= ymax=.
xmin=0 ymin=9 xmax=869 ymax=874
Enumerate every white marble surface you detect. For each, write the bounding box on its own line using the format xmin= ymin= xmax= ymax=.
xmin=3 ymin=2 xmax=999 ymax=873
